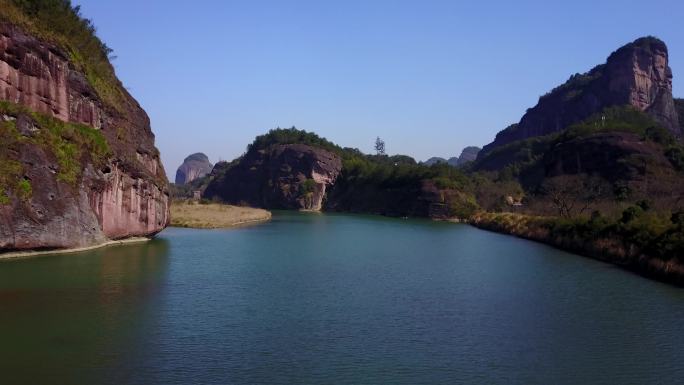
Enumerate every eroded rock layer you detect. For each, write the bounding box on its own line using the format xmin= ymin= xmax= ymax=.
xmin=0 ymin=23 xmax=169 ymax=252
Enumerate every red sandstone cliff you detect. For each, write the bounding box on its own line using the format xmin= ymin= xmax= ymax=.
xmin=204 ymin=144 xmax=342 ymax=211
xmin=0 ymin=22 xmax=169 ymax=252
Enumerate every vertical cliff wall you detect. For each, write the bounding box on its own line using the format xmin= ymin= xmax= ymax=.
xmin=0 ymin=20 xmax=169 ymax=252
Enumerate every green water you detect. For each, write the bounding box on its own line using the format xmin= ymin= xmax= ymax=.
xmin=1 ymin=212 xmax=683 ymax=384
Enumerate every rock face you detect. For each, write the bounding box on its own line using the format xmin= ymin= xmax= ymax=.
xmin=0 ymin=23 xmax=169 ymax=252
xmin=175 ymin=153 xmax=213 ymax=185
xmin=453 ymin=146 xmax=480 ymax=166
xmin=204 ymin=144 xmax=342 ymax=211
xmin=481 ymin=37 xmax=680 ymax=155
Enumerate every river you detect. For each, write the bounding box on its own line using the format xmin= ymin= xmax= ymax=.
xmin=1 ymin=212 xmax=683 ymax=384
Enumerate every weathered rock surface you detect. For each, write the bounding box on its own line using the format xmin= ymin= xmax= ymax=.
xmin=0 ymin=23 xmax=169 ymax=252
xmin=204 ymin=144 xmax=342 ymax=211
xmin=175 ymin=153 xmax=213 ymax=185
xmin=481 ymin=37 xmax=680 ymax=156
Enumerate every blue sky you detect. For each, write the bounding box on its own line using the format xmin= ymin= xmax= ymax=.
xmin=74 ymin=0 xmax=684 ymax=175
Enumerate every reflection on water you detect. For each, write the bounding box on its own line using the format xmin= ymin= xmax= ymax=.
xmin=2 ymin=213 xmax=684 ymax=385
xmin=0 ymin=239 xmax=170 ymax=385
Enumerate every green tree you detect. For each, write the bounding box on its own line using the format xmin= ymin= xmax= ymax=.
xmin=374 ymin=137 xmax=386 ymax=156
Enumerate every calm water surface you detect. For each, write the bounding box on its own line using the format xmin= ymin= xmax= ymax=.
xmin=1 ymin=212 xmax=683 ymax=384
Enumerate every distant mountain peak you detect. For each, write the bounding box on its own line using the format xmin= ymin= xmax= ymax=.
xmin=175 ymin=152 xmax=213 ymax=185
xmin=454 ymin=146 xmax=481 ymax=166
xmin=423 ymin=157 xmax=447 ymax=166
xmin=183 ymin=152 xmax=210 ymax=163
xmin=481 ymin=36 xmax=680 ymax=156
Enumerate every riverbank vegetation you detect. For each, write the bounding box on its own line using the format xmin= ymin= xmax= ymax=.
xmin=471 ymin=205 xmax=684 ymax=285
xmin=467 ymin=107 xmax=684 ymax=284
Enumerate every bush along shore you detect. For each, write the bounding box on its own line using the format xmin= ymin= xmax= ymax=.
xmin=470 ymin=207 xmax=684 ymax=286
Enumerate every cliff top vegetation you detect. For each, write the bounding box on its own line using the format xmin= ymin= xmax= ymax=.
xmin=0 ymin=0 xmax=125 ymax=110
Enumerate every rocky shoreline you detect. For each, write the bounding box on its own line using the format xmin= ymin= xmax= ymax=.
xmin=0 ymin=237 xmax=151 ymax=260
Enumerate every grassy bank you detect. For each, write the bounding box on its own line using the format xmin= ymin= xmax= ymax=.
xmin=171 ymin=201 xmax=271 ymax=229
xmin=470 ymin=211 xmax=684 ymax=286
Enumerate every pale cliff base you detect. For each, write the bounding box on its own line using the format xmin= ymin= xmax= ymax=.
xmin=0 ymin=237 xmax=150 ymax=260
xmin=170 ymin=202 xmax=272 ymax=229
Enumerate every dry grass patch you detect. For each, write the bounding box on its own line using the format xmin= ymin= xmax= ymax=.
xmin=171 ymin=202 xmax=271 ymax=229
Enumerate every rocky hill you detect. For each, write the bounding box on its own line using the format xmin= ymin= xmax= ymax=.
xmin=203 ymin=128 xmax=478 ymax=218
xmin=175 ymin=153 xmax=213 ymax=185
xmin=423 ymin=157 xmax=447 ymax=166
xmin=474 ymin=105 xmax=684 ymax=208
xmin=0 ymin=2 xmax=168 ymax=252
xmin=481 ymin=37 xmax=680 ymax=156
xmin=473 ymin=36 xmax=684 ymax=203
xmin=452 ymin=146 xmax=480 ymax=166
xmin=205 ymin=143 xmax=342 ymax=211
xmin=468 ymin=37 xmax=684 ymax=285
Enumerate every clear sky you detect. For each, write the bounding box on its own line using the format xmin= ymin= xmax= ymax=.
xmin=74 ymin=0 xmax=684 ymax=175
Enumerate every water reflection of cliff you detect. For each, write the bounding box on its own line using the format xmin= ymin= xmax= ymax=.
xmin=96 ymin=239 xmax=171 ymax=301
xmin=0 ymin=238 xmax=171 ymax=385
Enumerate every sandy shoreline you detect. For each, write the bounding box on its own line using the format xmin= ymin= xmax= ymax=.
xmin=170 ymin=216 xmax=272 ymax=229
xmin=0 ymin=237 xmax=151 ymax=261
